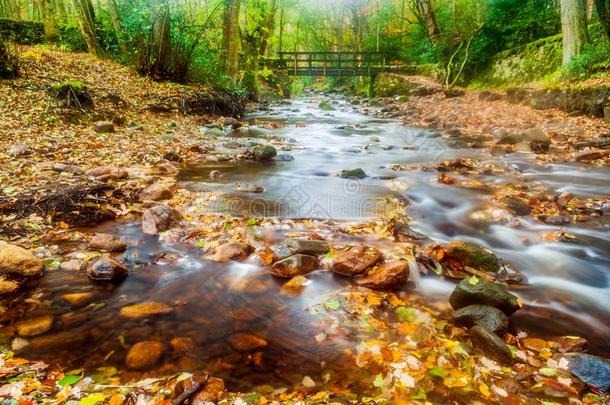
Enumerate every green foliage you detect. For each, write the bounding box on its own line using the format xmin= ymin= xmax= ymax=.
xmin=0 ymin=36 xmax=20 ymax=79
xmin=0 ymin=19 xmax=44 ymax=44
xmin=563 ymin=25 xmax=610 ymax=80
xmin=58 ymin=25 xmax=87 ymax=52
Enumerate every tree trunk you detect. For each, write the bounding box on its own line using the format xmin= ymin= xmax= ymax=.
xmin=416 ymin=0 xmax=440 ymax=43
xmin=108 ymin=0 xmax=126 ymax=52
xmin=258 ymin=0 xmax=277 ymax=56
xmin=73 ymin=0 xmax=103 ymax=56
xmin=151 ymin=0 xmax=171 ymax=78
xmin=221 ymin=0 xmax=240 ymax=75
xmin=560 ymin=0 xmax=588 ymax=66
xmin=596 ymin=0 xmax=610 ymax=42
xmin=40 ymin=0 xmax=59 ymax=42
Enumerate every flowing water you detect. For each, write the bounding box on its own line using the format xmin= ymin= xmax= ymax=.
xmin=5 ymin=94 xmax=610 ymax=391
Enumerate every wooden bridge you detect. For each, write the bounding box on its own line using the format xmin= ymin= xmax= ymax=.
xmin=277 ymin=51 xmax=414 ymax=77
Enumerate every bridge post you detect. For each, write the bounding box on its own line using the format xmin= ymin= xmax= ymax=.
xmin=368 ymin=74 xmax=378 ymax=98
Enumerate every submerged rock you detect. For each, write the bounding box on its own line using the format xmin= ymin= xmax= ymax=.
xmin=125 ymin=340 xmax=165 ymax=370
xmin=272 ymin=238 xmax=330 ymax=259
xmin=333 ymin=245 xmax=382 ymax=276
xmin=0 ymin=278 xmax=19 ymax=295
xmin=340 ymin=168 xmax=367 ymax=179
xmin=355 ymin=260 xmax=409 ymax=289
xmin=192 ymin=377 xmax=226 ymax=403
xmin=452 ymin=305 xmax=509 ymax=334
xmin=86 ymin=255 xmax=129 ymax=282
xmin=449 ymin=278 xmax=521 ymax=316
xmin=234 ymin=183 xmax=264 ymax=193
xmin=229 ymin=333 xmax=268 ymax=352
xmin=119 ymin=302 xmax=173 ymax=319
xmin=271 ymin=254 xmax=318 ymax=278
xmin=470 ymin=325 xmax=513 ymax=364
xmin=499 ymin=196 xmax=530 ymax=216
xmin=0 ymin=241 xmax=43 ymax=278
xmin=207 ymin=242 xmax=252 ymax=262
xmin=445 ymin=240 xmax=500 ymax=273
xmin=142 ymin=205 xmax=181 ymax=234
xmin=88 ymin=233 xmax=127 ymax=252
xmin=139 ymin=181 xmax=177 ymax=201
xmin=252 ymin=145 xmax=277 ymax=160
xmin=16 ymin=315 xmax=54 ymax=337
xmin=566 ymin=353 xmax=610 ymax=393
xmin=60 ymin=292 xmax=95 ymax=307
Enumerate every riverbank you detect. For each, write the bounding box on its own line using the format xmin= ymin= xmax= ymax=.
xmin=1 ymin=49 xmax=610 ymax=404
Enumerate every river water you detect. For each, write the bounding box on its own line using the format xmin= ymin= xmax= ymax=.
xmin=7 ymin=94 xmax=610 ymax=391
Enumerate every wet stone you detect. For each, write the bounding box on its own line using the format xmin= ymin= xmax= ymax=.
xmin=0 ymin=278 xmax=19 ymax=295
xmin=499 ymin=196 xmax=530 ymax=216
xmin=333 ymin=245 xmax=382 ymax=276
xmin=566 ymin=353 xmax=610 ymax=393
xmin=340 ymin=168 xmax=367 ymax=179
xmin=119 ymin=302 xmax=173 ymax=319
xmin=355 ymin=260 xmax=409 ymax=290
xmin=207 ymin=242 xmax=252 ymax=262
xmin=470 ymin=325 xmax=513 ymax=364
xmin=445 ymin=240 xmax=500 ymax=273
xmin=234 ymin=183 xmax=264 ymax=193
xmin=16 ymin=315 xmax=54 ymax=337
xmin=139 ymin=181 xmax=177 ymax=201
xmin=60 ymin=292 xmax=95 ymax=307
xmin=0 ymin=241 xmax=43 ymax=277
xmin=86 ymin=255 xmax=129 ymax=282
xmin=142 ymin=205 xmax=181 ymax=234
xmin=449 ymin=278 xmax=520 ymax=316
xmin=170 ymin=337 xmax=194 ymax=354
xmin=88 ymin=233 xmax=127 ymax=252
xmin=125 ymin=340 xmax=165 ymax=370
xmin=230 ymin=333 xmax=268 ymax=352
xmin=271 ymin=254 xmax=318 ymax=278
xmin=556 ymin=336 xmax=588 ymax=353
xmin=192 ymin=377 xmax=226 ymax=403
xmin=59 ymin=260 xmax=82 ymax=272
xmin=272 ymin=238 xmax=331 ymax=259
xmin=252 ymin=144 xmax=277 ymax=160
xmin=452 ymin=305 xmax=509 ymax=334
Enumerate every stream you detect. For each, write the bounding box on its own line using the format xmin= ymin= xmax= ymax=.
xmin=7 ymin=94 xmax=610 ymax=392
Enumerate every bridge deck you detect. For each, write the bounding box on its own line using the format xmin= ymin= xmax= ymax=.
xmin=278 ymin=51 xmax=414 ymax=77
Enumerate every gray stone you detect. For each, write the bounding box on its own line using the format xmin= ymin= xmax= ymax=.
xmin=449 ymin=278 xmax=521 ymax=316
xmin=470 ymin=326 xmax=513 ymax=364
xmin=272 ymin=238 xmax=330 ymax=259
xmin=453 ymin=305 xmax=509 ymax=334
xmin=566 ymin=353 xmax=610 ymax=393
xmin=86 ymin=255 xmax=128 ymax=281
xmin=340 ymin=168 xmax=367 ymax=179
xmin=142 ymin=205 xmax=181 ymax=235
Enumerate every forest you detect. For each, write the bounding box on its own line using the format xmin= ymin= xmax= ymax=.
xmin=1 ymin=0 xmax=610 ymax=404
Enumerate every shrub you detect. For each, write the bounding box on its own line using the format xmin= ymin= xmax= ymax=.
xmin=0 ymin=37 xmax=20 ymax=79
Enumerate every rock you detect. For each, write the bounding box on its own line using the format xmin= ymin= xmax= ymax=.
xmin=86 ymin=255 xmax=129 ymax=281
xmin=170 ymin=337 xmax=194 ymax=354
xmin=271 ymin=254 xmax=318 ymax=278
xmin=88 ymin=233 xmax=127 ymax=252
xmin=209 ymin=170 xmax=221 ymax=179
xmin=452 ymin=305 xmax=509 ymax=334
xmin=139 ymin=181 xmax=177 ymax=201
xmin=522 ymin=127 xmax=551 ymax=153
xmin=445 ymin=240 xmax=500 ymax=273
xmin=370 ymin=136 xmax=380 ymax=142
xmin=223 ymin=117 xmax=242 ymax=128
xmin=0 ymin=278 xmax=19 ymax=295
xmin=192 ymin=377 xmax=226 ymax=403
xmin=355 ymin=260 xmax=409 ymax=289
xmin=229 ymin=333 xmax=268 ymax=352
xmin=566 ymin=353 xmax=610 ymax=393
xmin=25 ymin=330 xmax=87 ymax=352
xmin=16 ymin=315 xmax=54 ymax=337
xmin=272 ymin=238 xmax=331 ymax=259
xmin=499 ymin=196 xmax=530 ymax=216
xmin=0 ymin=241 xmax=43 ymax=277
xmin=495 ymin=133 xmax=522 ymax=145
xmin=86 ymin=166 xmax=128 ymax=181
xmin=142 ymin=205 xmax=181 ymax=234
xmin=9 ymin=144 xmax=30 ymax=156
xmin=340 ymin=168 xmax=367 ymax=179
xmin=449 ymin=278 xmax=521 ymax=316
xmin=252 ymin=145 xmax=277 ymax=160
xmin=556 ymin=336 xmax=588 ymax=353
xmin=207 ymin=242 xmax=252 ymax=262
xmin=333 ymin=245 xmax=382 ymax=276
xmin=59 ymin=260 xmax=82 ymax=272
xmin=60 ymin=292 xmax=95 ymax=307
xmin=52 ymin=163 xmax=84 ymax=174
xmin=125 ymin=340 xmax=165 ymax=370
xmin=93 ymin=121 xmax=115 ymax=133
xmin=119 ymin=302 xmax=173 ymax=319
xmin=470 ymin=326 xmax=513 ymax=364
xmin=163 ymin=151 xmax=182 ymax=162
xmin=543 ymin=215 xmax=570 ymax=225
xmin=275 ymin=154 xmax=295 ymax=161
xmin=158 ymin=162 xmax=179 ymax=174
xmin=234 ymin=183 xmax=264 ymax=193
xmin=574 ymin=150 xmax=608 ymax=162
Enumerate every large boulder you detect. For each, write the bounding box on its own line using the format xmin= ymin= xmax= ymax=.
xmin=470 ymin=326 xmax=513 ymax=364
xmin=0 ymin=241 xmax=43 ymax=277
xmin=445 ymin=240 xmax=500 ymax=273
xmin=355 ymin=260 xmax=409 ymax=290
xmin=142 ymin=205 xmax=181 ymax=235
xmin=566 ymin=353 xmax=610 ymax=393
xmin=271 ymin=254 xmax=318 ymax=278
xmin=272 ymin=238 xmax=331 ymax=259
xmin=139 ymin=181 xmax=177 ymax=202
xmin=252 ymin=145 xmax=277 ymax=161
xmin=452 ymin=305 xmax=509 ymax=334
xmin=125 ymin=340 xmax=165 ymax=370
xmin=333 ymin=245 xmax=382 ymax=276
xmin=449 ymin=278 xmax=520 ymax=316
xmin=88 ymin=233 xmax=127 ymax=252
xmin=86 ymin=255 xmax=129 ymax=282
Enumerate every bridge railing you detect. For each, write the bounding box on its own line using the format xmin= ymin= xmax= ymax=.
xmin=277 ymin=51 xmax=404 ymax=77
